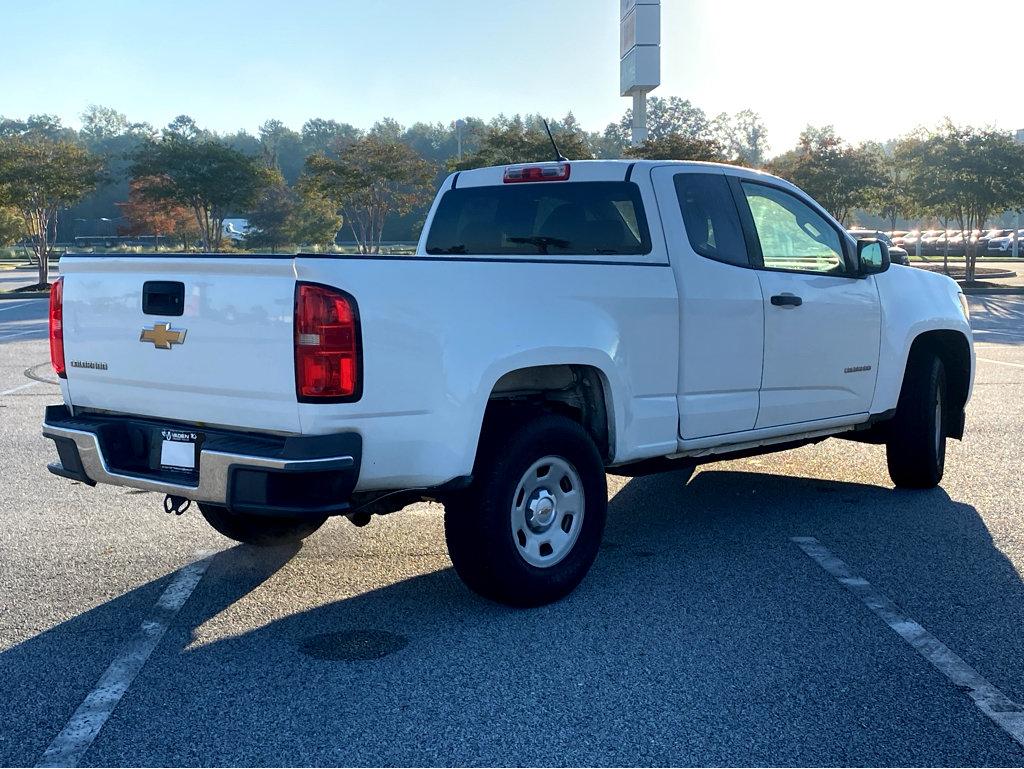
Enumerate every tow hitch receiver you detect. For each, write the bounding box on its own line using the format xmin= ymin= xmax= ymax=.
xmin=164 ymin=495 xmax=192 ymax=516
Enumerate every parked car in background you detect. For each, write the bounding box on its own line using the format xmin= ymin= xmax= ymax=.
xmin=897 ymin=230 xmax=921 ymax=253
xmin=848 ymin=229 xmax=911 ymax=265
xmin=920 ymin=230 xmax=951 ymax=256
xmin=986 ymin=229 xmax=1024 ymax=255
xmin=981 ymin=228 xmax=1011 ymax=244
xmin=941 ymin=230 xmax=965 ymax=256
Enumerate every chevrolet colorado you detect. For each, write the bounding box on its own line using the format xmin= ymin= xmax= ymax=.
xmin=43 ymin=160 xmax=975 ymax=606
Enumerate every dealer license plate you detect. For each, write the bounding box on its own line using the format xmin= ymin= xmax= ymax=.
xmin=159 ymin=429 xmax=198 ymax=471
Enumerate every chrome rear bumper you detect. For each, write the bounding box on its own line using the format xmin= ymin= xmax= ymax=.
xmin=42 ymin=405 xmax=361 ymax=515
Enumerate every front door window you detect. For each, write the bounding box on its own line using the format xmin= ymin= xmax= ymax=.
xmin=740 ymin=182 xmax=847 ymax=275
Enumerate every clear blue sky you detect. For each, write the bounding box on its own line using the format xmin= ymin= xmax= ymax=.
xmin=3 ymin=0 xmax=1023 ymax=152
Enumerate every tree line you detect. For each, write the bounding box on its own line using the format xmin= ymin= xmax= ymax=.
xmin=0 ymin=99 xmax=1021 ymax=285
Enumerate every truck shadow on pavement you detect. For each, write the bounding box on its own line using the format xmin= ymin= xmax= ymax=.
xmin=5 ymin=468 xmax=1024 ymax=766
xmin=971 ymin=295 xmax=1024 ymax=346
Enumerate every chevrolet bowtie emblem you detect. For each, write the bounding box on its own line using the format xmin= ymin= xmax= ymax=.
xmin=140 ymin=322 xmax=187 ymax=349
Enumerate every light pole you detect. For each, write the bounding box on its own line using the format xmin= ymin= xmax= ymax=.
xmin=455 ymin=119 xmax=466 ymax=162
xmin=620 ymin=0 xmax=660 ymax=147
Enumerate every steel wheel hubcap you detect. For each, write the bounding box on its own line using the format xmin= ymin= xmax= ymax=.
xmin=511 ymin=456 xmax=585 ymax=568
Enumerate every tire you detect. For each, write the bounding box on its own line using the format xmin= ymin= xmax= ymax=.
xmin=886 ymin=352 xmax=947 ymax=489
xmin=197 ymin=503 xmax=326 ymax=546
xmin=444 ymin=412 xmax=607 ymax=607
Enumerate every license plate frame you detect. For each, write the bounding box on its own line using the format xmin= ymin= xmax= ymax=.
xmin=156 ymin=428 xmax=199 ymax=472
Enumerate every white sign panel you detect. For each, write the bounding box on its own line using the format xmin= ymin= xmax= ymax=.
xmin=621 ymin=46 xmax=660 ymax=96
xmin=620 ymin=0 xmax=660 ymax=95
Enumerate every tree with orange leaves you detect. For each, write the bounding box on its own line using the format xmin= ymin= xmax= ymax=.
xmin=117 ymin=176 xmax=199 ymax=250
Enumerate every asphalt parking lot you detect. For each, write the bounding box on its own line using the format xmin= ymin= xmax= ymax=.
xmin=2 ymin=284 xmax=1024 ymax=766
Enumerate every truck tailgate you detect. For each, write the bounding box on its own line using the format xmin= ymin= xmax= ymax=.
xmin=60 ymin=255 xmax=301 ymax=433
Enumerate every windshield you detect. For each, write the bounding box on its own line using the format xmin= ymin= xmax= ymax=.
xmin=425 ymin=182 xmax=652 ymax=256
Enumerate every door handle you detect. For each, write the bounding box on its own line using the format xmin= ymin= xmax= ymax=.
xmin=143 ymin=281 xmax=185 ymax=316
xmin=770 ymin=294 xmax=803 ymax=307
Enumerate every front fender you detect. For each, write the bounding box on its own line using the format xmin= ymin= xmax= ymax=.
xmin=871 ymin=266 xmax=974 ymax=414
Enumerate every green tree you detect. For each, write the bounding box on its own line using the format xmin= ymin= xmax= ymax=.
xmin=80 ymin=105 xmax=130 ymax=143
xmin=245 ymin=177 xmax=294 ymax=253
xmin=455 ymin=114 xmax=593 ymax=170
xmin=403 ymin=121 xmax=459 ymax=165
xmin=591 ymin=123 xmax=628 ymax=158
xmin=287 ymin=187 xmax=342 ymax=249
xmin=904 ymin=123 xmax=1024 ymax=280
xmin=303 ymin=134 xmax=433 ymax=253
xmin=130 ymin=130 xmax=274 ymax=252
xmin=301 ymin=118 xmax=361 ymax=156
xmin=0 ymin=136 xmax=103 ymax=285
xmin=625 ymin=132 xmax=726 ymax=162
xmin=617 ymin=96 xmax=710 ymax=143
xmin=712 ymin=109 xmax=769 ymax=167
xmin=0 ymin=114 xmax=75 ymax=141
xmin=71 ymin=106 xmax=153 ymax=244
xmin=258 ymin=119 xmax=305 ymax=184
xmin=769 ymin=126 xmax=886 ymax=225
xmin=245 ymin=174 xmax=339 ymax=253
xmin=868 ymin=137 xmax=919 ymax=233
xmin=0 ymin=206 xmax=24 ymax=246
xmin=221 ymin=130 xmax=263 ymax=156
xmin=164 ymin=115 xmax=209 ymax=142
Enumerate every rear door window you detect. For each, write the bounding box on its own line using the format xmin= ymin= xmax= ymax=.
xmin=673 ymin=173 xmax=750 ymax=267
xmin=425 ymin=182 xmax=652 ymax=256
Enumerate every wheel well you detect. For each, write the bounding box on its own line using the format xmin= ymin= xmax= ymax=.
xmin=485 ymin=365 xmax=612 ymax=461
xmin=906 ymin=330 xmax=971 ymax=438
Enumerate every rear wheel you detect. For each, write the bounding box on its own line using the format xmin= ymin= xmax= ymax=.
xmin=886 ymin=352 xmax=947 ymax=489
xmin=198 ymin=503 xmax=326 ymax=546
xmin=444 ymin=412 xmax=607 ymax=607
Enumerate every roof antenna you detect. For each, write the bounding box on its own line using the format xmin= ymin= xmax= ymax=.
xmin=542 ymin=119 xmax=568 ymax=162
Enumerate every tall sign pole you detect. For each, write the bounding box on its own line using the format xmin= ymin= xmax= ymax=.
xmin=620 ymin=0 xmax=660 ymax=147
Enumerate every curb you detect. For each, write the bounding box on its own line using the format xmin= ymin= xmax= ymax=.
xmin=971 ymin=269 xmax=1017 ymax=280
xmin=961 ymin=286 xmax=1024 ymax=296
xmin=0 ymin=291 xmax=50 ymax=301
xmin=921 ymin=268 xmax=1018 ymax=280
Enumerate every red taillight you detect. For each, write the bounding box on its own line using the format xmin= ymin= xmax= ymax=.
xmin=49 ymin=277 xmax=66 ymax=378
xmin=504 ymin=162 xmax=571 ymax=183
xmin=294 ymin=282 xmax=360 ymax=401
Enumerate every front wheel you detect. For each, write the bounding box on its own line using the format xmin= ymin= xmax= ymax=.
xmin=886 ymin=352 xmax=947 ymax=489
xmin=444 ymin=412 xmax=607 ymax=607
xmin=198 ymin=503 xmax=326 ymax=546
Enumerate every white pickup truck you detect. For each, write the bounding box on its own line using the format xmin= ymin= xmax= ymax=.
xmin=43 ymin=160 xmax=974 ymax=606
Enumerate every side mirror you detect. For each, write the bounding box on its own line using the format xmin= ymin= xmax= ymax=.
xmin=857 ymin=238 xmax=890 ymax=276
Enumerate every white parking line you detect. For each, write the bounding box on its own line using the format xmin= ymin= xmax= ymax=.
xmin=973 ymin=328 xmax=1024 ymax=338
xmin=36 ymin=552 xmax=216 ymax=768
xmin=0 ymin=329 xmax=45 ymax=340
xmin=0 ymin=382 xmax=37 ymax=396
xmin=792 ymin=537 xmax=1024 ymax=751
xmin=0 ymin=300 xmax=45 ymax=312
xmin=978 ymin=357 xmax=1024 ymax=369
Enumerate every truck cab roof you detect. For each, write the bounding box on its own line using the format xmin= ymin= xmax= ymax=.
xmin=447 ymin=159 xmax=784 ymax=189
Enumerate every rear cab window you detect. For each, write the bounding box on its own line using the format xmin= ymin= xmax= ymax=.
xmin=673 ymin=173 xmax=750 ymax=267
xmin=424 ymin=181 xmax=652 ymax=257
